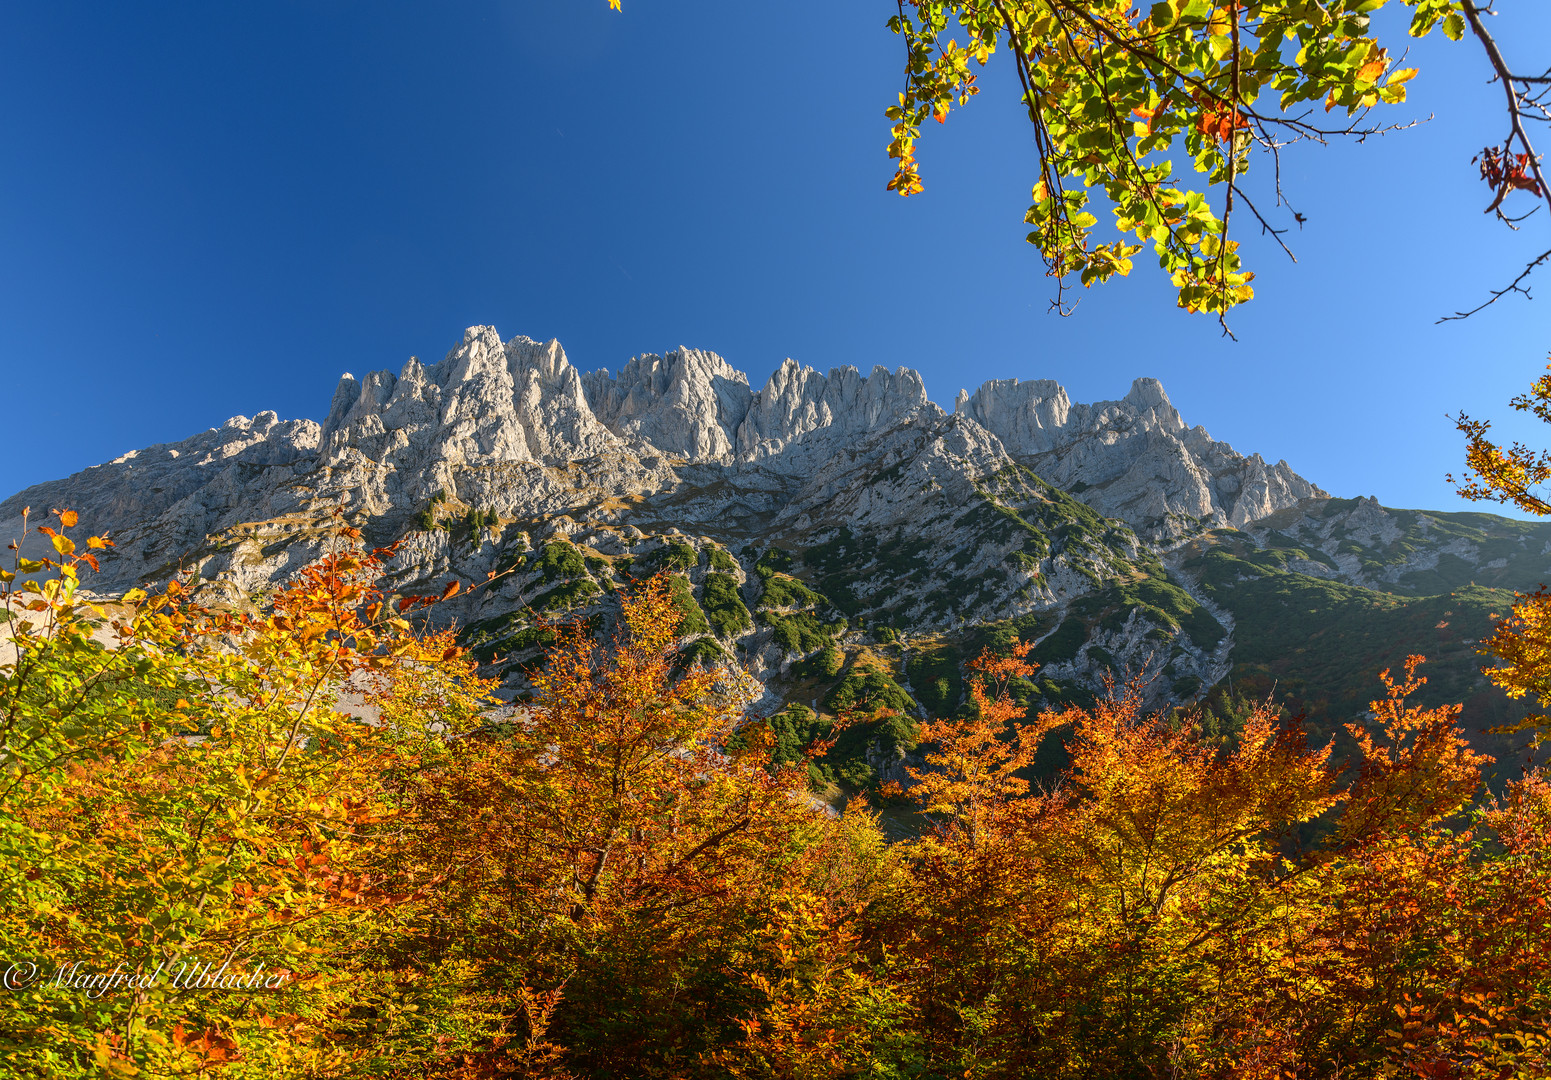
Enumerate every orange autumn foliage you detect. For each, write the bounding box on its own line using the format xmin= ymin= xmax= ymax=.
xmin=383 ymin=576 xmax=894 ymax=1077
xmin=908 ymin=641 xmax=1060 ymax=844
xmin=861 ymin=653 xmax=1551 ymax=1080
xmin=6 ymin=512 xmax=1549 ymax=1078
xmin=1 ymin=512 xmax=503 ymax=1077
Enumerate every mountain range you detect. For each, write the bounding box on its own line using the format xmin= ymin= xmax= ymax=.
xmin=5 ymin=325 xmax=1545 ymax=791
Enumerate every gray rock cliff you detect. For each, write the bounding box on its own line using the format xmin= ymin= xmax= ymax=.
xmin=1 ymin=325 xmax=1322 ymax=600
xmin=957 ymin=375 xmax=1324 ymax=530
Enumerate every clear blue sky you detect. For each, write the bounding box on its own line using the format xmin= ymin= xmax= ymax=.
xmin=3 ymin=2 xmax=1548 ymax=514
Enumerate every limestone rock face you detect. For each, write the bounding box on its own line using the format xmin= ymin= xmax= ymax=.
xmin=583 ymin=348 xmax=752 ymax=462
xmin=735 ymin=360 xmax=940 ymax=473
xmin=322 ymin=327 xmax=623 ymax=471
xmin=957 ymin=376 xmax=1325 ymax=531
xmin=773 ymin=412 xmax=1006 ymax=536
xmin=1 ymin=325 xmax=1326 ymax=598
xmin=0 ymin=411 xmax=325 ymax=585
xmin=0 ymin=322 xmax=1354 ymax=730
xmin=954 ymin=378 xmax=1073 ymax=456
xmin=16 ymin=326 xmax=1543 ymax=785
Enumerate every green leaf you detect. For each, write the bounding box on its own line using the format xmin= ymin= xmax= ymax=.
xmin=1443 ymin=12 xmax=1465 ymax=40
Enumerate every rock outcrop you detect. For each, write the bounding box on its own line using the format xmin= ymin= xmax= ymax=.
xmin=0 ymin=325 xmax=1326 ymax=596
xmin=321 ymin=328 xmax=623 ymax=473
xmin=582 ymin=348 xmax=751 ymax=462
xmin=956 ymin=376 xmax=1325 ymax=530
xmin=734 ymin=360 xmax=939 ymax=473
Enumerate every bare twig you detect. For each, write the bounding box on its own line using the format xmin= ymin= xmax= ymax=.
xmin=1230 ymin=184 xmax=1298 ymax=263
xmin=1441 ymin=3 xmax=1551 ymax=320
xmin=1438 ymin=246 xmax=1551 ymax=322
xmin=1465 ymin=1 xmax=1551 ymax=215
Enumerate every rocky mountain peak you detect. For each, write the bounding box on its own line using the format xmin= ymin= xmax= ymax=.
xmin=735 ymin=360 xmax=940 ymax=472
xmin=955 ymin=372 xmax=1323 ymax=529
xmin=1121 ymin=377 xmax=1186 ymax=435
xmin=954 ymin=377 xmax=1072 ymax=456
xmin=2 ymin=324 xmax=1329 ymax=596
xmin=319 ymin=326 xmax=622 ymax=471
xmin=583 ymin=348 xmax=752 ymax=462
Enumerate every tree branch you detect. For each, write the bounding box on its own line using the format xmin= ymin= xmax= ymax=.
xmin=1462 ymin=1 xmax=1551 ymax=216
xmin=1437 ymin=4 xmax=1551 ymax=321
xmin=1437 ymin=246 xmax=1551 ymax=322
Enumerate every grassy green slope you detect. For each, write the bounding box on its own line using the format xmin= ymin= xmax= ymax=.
xmin=1254 ymin=497 xmax=1551 ymax=596
xmin=1180 ymin=530 xmax=1534 ymax=779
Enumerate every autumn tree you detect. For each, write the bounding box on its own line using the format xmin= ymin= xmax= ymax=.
xmin=375 ymin=575 xmax=903 ymax=1078
xmin=1 ymin=512 xmax=907 ymax=1078
xmin=1451 ymin=360 xmax=1551 ymax=735
xmin=10 ymin=510 xmax=1547 ymax=1077
xmin=852 ymin=653 xmax=1551 ymax=1078
xmin=0 ymin=511 xmax=505 ymax=1077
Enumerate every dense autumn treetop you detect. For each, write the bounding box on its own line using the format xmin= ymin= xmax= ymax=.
xmin=3 ymin=510 xmax=1549 ymax=1076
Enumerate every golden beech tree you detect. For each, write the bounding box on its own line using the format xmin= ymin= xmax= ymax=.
xmin=907 ymin=641 xmax=1060 ymax=845
xmin=1453 ymin=362 xmax=1551 ymax=519
xmin=379 ymin=576 xmax=901 ymax=1078
xmin=0 ymin=511 xmax=502 ymax=1077
xmin=882 ymin=653 xmax=1341 ymax=1077
xmin=1453 ymin=359 xmax=1551 ymax=734
xmin=1334 ymin=655 xmax=1493 ymax=843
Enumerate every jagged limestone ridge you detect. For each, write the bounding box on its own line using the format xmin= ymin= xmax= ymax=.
xmin=1 ymin=324 xmax=1323 ymax=594
xmin=0 ymin=324 xmax=1342 ymax=791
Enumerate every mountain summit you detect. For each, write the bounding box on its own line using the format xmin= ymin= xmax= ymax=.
xmin=2 ymin=325 xmax=1321 ymax=592
xmin=7 ymin=324 xmax=1546 ymax=789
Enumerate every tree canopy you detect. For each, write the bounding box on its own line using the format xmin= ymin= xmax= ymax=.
xmin=884 ymin=0 xmax=1549 ymax=325
xmin=5 ymin=512 xmax=1550 ymax=1076
xmin=607 ymin=1 xmax=1549 ymax=328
